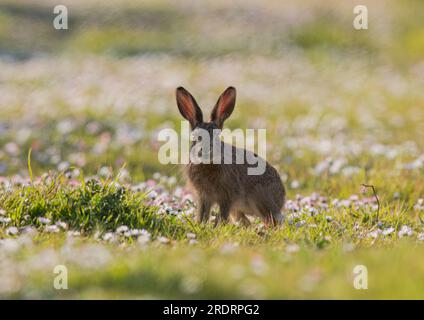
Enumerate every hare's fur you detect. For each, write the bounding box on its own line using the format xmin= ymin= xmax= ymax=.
xmin=176 ymin=87 xmax=285 ymax=226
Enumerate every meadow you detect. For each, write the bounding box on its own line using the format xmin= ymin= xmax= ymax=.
xmin=0 ymin=0 xmax=424 ymax=298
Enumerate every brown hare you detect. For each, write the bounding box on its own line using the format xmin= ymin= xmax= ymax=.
xmin=176 ymin=86 xmax=285 ymax=226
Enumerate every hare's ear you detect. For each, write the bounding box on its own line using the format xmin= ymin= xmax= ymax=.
xmin=211 ymin=87 xmax=236 ymax=129
xmin=176 ymin=87 xmax=203 ymax=128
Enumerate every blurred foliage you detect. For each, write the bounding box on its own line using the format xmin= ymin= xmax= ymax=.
xmin=0 ymin=0 xmax=422 ymax=63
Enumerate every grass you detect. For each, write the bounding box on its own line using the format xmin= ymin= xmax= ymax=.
xmin=7 ymin=238 xmax=424 ymax=299
xmin=1 ymin=0 xmax=424 ymax=299
xmin=1 ymin=171 xmax=423 ymax=298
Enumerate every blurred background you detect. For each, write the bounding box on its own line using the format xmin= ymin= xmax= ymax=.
xmin=1 ymin=0 xmax=424 ymax=300
xmin=0 ymin=0 xmax=423 ymax=194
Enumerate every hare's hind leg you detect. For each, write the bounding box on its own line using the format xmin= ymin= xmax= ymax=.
xmin=258 ymin=202 xmax=284 ymax=227
xmin=263 ymin=211 xmax=284 ymax=227
xmin=251 ymin=186 xmax=285 ymax=227
xmin=232 ymin=211 xmax=251 ymax=227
